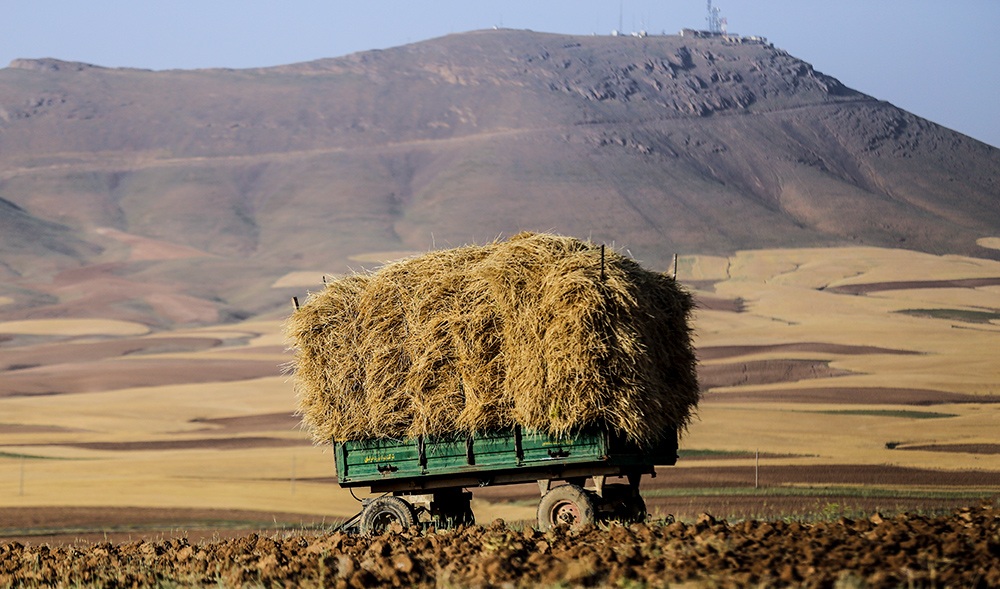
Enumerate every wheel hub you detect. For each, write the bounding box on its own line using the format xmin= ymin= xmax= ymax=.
xmin=552 ymin=500 xmax=581 ymax=525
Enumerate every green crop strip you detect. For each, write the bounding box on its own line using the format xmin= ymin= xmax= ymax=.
xmin=896 ymin=308 xmax=1000 ymax=324
xmin=0 ymin=451 xmax=72 ymax=460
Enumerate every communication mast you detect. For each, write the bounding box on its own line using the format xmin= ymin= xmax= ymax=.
xmin=706 ymin=0 xmax=726 ymax=34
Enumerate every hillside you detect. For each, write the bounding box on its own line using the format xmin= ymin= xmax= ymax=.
xmin=1 ymin=29 xmax=998 ymax=327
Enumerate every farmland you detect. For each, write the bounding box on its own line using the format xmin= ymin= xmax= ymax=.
xmin=1 ymin=245 xmax=999 ymax=583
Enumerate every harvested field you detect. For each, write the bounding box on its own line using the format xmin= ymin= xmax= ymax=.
xmin=0 ymin=319 xmax=149 ymax=337
xmin=6 ymin=437 xmax=310 ymax=452
xmin=1 ymin=503 xmax=997 ymax=588
xmin=0 ymin=337 xmax=226 ymax=371
xmin=0 ymin=358 xmax=280 ymax=397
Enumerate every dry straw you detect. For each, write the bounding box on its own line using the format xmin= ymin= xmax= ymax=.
xmin=285 ymin=232 xmax=698 ymax=446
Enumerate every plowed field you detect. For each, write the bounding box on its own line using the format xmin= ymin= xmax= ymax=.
xmin=2 ymin=503 xmax=997 ymax=588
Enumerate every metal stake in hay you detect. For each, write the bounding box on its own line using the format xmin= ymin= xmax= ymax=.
xmin=285 ymin=232 xmax=698 ymax=445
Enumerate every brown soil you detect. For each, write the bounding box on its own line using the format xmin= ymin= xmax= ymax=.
xmin=189 ymin=413 xmax=300 ymax=433
xmin=470 ymin=465 xmax=1000 ymax=504
xmin=702 ymin=387 xmax=999 ymax=405
xmin=826 ymin=277 xmax=1000 ymax=295
xmin=698 ymin=342 xmax=920 ymax=361
xmin=2 ymin=504 xmax=997 ymax=587
xmin=698 ymin=359 xmax=853 ymax=391
xmin=652 ymin=464 xmax=1000 ymax=488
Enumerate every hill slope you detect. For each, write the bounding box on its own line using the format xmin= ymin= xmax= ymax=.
xmin=0 ymin=29 xmax=997 ymax=326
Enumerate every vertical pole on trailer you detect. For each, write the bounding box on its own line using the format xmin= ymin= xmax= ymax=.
xmin=601 ymin=245 xmax=606 ymax=282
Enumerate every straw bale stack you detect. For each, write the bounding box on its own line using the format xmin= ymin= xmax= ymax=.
xmin=285 ymin=232 xmax=698 ymax=445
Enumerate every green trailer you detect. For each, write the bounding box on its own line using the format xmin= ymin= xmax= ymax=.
xmin=332 ymin=425 xmax=678 ymax=534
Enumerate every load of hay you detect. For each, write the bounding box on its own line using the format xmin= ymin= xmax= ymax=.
xmin=285 ymin=232 xmax=698 ymax=446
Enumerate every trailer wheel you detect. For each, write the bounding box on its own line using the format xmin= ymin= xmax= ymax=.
xmin=537 ymin=484 xmax=596 ymax=531
xmin=360 ymin=496 xmax=416 ymax=536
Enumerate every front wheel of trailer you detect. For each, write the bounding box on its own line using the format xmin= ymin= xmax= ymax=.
xmin=360 ymin=496 xmax=416 ymax=536
xmin=537 ymin=484 xmax=596 ymax=531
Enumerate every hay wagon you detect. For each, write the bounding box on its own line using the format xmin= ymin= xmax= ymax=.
xmin=287 ymin=233 xmax=699 ymax=535
xmin=333 ymin=425 xmax=678 ymax=535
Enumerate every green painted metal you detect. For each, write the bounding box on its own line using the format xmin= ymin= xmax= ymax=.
xmin=332 ymin=426 xmax=677 ymax=487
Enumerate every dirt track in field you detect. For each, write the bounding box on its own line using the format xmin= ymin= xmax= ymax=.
xmin=2 ymin=503 xmax=998 ymax=588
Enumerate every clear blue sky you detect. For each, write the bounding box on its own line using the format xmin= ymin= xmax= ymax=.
xmin=4 ymin=1 xmax=998 ymax=148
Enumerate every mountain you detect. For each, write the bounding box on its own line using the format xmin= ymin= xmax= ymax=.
xmin=1 ymin=29 xmax=998 ymax=327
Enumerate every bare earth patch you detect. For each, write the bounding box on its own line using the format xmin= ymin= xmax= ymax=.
xmin=190 ymin=413 xmax=300 ymax=434
xmin=698 ymin=342 xmax=919 ymax=361
xmin=698 ymin=359 xmax=853 ymax=391
xmin=825 ymin=277 xmax=1000 ymax=295
xmin=702 ymin=387 xmax=998 ymax=405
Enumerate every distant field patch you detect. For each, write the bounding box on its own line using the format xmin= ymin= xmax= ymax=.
xmin=271 ymin=271 xmax=332 ymax=289
xmin=0 ymin=319 xmax=150 ymax=336
xmin=977 ymin=237 xmax=1000 ymax=251
xmin=827 ymin=277 xmax=1000 ymax=295
xmin=896 ymin=308 xmax=1000 ymax=324
xmin=0 ymin=451 xmax=68 ymax=460
xmin=679 ymin=448 xmax=753 ymax=459
xmin=811 ymin=409 xmax=958 ymax=419
xmin=678 ymin=449 xmax=808 ymax=460
xmin=897 ymin=444 xmax=1000 ymax=455
xmin=698 ymin=343 xmax=919 ymax=361
xmin=0 ymin=296 xmax=12 ymax=307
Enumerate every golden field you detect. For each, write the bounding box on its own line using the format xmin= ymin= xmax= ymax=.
xmin=1 ymin=244 xmax=998 ymax=539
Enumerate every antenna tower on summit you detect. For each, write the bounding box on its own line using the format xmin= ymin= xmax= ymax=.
xmin=706 ymin=0 xmax=726 ymax=34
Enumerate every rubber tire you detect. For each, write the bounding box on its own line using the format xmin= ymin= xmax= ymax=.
xmin=360 ymin=496 xmax=416 ymax=536
xmin=537 ymin=484 xmax=596 ymax=531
